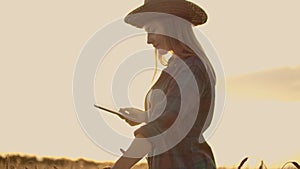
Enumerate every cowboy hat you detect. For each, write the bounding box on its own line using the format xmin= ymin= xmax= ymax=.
xmin=124 ymin=0 xmax=208 ymax=28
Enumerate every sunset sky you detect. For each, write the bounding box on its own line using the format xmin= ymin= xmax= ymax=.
xmin=0 ymin=0 xmax=299 ymax=168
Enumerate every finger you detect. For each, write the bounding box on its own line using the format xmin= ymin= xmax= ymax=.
xmin=125 ymin=118 xmax=136 ymax=123
xmin=119 ymin=108 xmax=130 ymax=114
xmin=119 ymin=108 xmax=124 ymax=112
xmin=117 ymin=114 xmax=125 ymax=120
xmin=125 ymin=119 xmax=140 ymax=126
xmin=124 ymin=110 xmax=130 ymax=115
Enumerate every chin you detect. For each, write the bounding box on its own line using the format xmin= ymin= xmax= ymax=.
xmin=157 ymin=48 xmax=169 ymax=55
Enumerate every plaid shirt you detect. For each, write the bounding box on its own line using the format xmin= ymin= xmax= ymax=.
xmin=134 ymin=55 xmax=216 ymax=169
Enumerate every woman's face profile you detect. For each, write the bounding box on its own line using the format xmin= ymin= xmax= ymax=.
xmin=144 ymin=20 xmax=172 ymax=54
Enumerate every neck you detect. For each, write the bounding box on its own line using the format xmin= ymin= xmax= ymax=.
xmin=172 ymin=41 xmax=195 ymax=59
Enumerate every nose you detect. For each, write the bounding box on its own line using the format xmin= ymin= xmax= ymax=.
xmin=147 ymin=33 xmax=154 ymax=44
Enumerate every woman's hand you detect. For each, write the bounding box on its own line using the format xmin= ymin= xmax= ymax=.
xmin=118 ymin=107 xmax=147 ymax=126
xmin=109 ymin=134 xmax=151 ymax=169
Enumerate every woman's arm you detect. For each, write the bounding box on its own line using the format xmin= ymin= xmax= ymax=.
xmin=112 ymin=134 xmax=151 ymax=169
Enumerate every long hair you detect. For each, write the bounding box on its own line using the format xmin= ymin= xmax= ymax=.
xmin=151 ymin=49 xmax=168 ymax=82
xmin=147 ymin=14 xmax=216 ymax=86
xmin=147 ymin=15 xmax=216 ymax=139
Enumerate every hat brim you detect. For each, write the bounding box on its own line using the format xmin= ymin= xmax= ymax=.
xmin=124 ymin=0 xmax=208 ymax=29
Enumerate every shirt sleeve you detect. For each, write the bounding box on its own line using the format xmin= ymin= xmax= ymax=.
xmin=133 ymin=64 xmax=207 ymax=143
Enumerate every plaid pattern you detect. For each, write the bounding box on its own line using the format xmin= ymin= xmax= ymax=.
xmin=134 ymin=56 xmax=216 ymax=169
xmin=147 ymin=141 xmax=216 ymax=169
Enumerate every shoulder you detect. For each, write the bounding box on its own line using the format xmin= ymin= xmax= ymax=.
xmin=185 ymin=55 xmax=205 ymax=68
xmin=163 ymin=55 xmax=208 ymax=80
xmin=184 ymin=56 xmax=208 ymax=76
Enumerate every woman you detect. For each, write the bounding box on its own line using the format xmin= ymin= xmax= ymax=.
xmin=108 ymin=0 xmax=217 ymax=168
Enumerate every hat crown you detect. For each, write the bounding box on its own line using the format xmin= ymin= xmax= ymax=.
xmin=145 ymin=0 xmax=188 ymax=3
xmin=125 ymin=0 xmax=208 ymax=27
xmin=144 ymin=0 xmax=164 ymax=3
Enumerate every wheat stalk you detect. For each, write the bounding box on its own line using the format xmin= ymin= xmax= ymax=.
xmin=281 ymin=161 xmax=300 ymax=169
xmin=238 ymin=157 xmax=248 ymax=169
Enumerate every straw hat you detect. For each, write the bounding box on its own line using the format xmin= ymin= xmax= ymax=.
xmin=124 ymin=0 xmax=208 ymax=28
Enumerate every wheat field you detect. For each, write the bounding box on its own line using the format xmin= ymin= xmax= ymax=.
xmin=0 ymin=154 xmax=299 ymax=169
xmin=0 ymin=154 xmax=147 ymax=169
